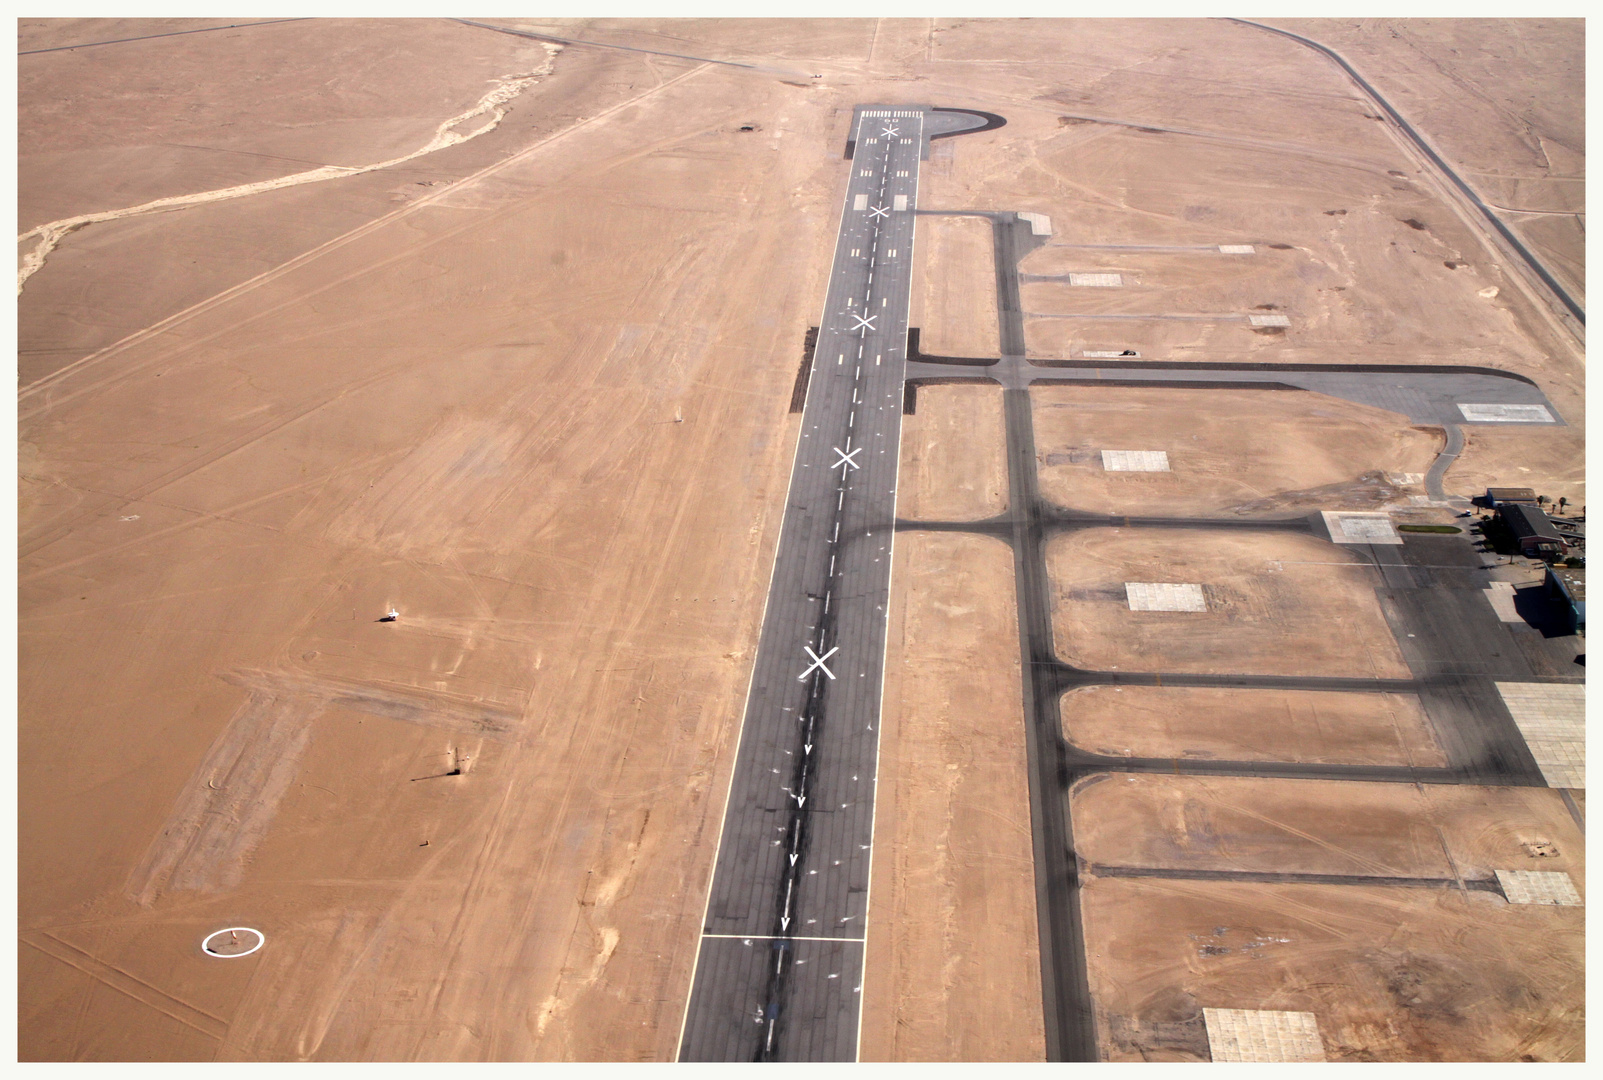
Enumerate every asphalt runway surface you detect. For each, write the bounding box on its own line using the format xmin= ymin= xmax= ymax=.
xmin=677 ymin=104 xmax=995 ymax=1063
xmin=893 ymin=210 xmax=1581 ymax=1061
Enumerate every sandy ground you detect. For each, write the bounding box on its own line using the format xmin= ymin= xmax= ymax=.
xmin=910 ymin=17 xmax=1583 ymax=507
xmin=862 ymin=532 xmax=1044 ymax=1061
xmin=1061 ymin=686 xmax=1445 ymax=767
xmin=1075 ymin=775 xmax=1584 ymax=1061
xmin=19 ymin=21 xmax=852 ymax=1061
xmin=18 ymin=16 xmax=1581 ymax=1064
xmin=1031 ymin=386 xmax=1441 ymax=516
xmin=1046 ymin=528 xmax=1411 ymax=678
xmin=1073 ymin=775 xmax=1585 ymax=882
xmin=1273 ymin=19 xmax=1584 ymax=307
xmin=896 ymin=385 xmax=1007 ymax=521
xmin=910 ymin=212 xmax=1000 ymax=358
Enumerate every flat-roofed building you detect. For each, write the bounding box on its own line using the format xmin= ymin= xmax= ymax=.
xmin=1486 ymin=486 xmax=1539 ymax=507
xmin=1547 ymin=565 xmax=1585 ymax=635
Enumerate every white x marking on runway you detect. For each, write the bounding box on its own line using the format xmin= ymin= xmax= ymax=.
xmin=880 ymin=126 xmax=899 ymax=137
xmin=848 ymin=313 xmax=877 ymax=332
xmin=867 ymin=205 xmax=890 ymax=220
xmin=799 ymin=645 xmax=838 ymax=681
xmin=832 ymin=446 xmax=863 ymax=472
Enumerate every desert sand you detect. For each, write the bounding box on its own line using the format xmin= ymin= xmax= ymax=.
xmin=864 ymin=530 xmax=1043 ymax=1061
xmin=1075 ymin=775 xmax=1584 ymax=1061
xmin=18 ymin=16 xmax=1581 ymax=1063
xmin=1032 ymin=386 xmax=1442 ymax=516
xmin=1046 ymin=528 xmax=1412 ymax=678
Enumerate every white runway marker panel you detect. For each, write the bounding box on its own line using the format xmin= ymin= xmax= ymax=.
xmin=202 ymin=927 xmax=265 ymax=957
xmin=1495 ymin=681 xmax=1585 ymax=788
xmin=1101 ymin=450 xmax=1169 ymax=472
xmin=1068 ymin=273 xmax=1122 ymax=287
xmin=1247 ymin=312 xmax=1291 ymax=327
xmin=1124 ymin=582 xmax=1207 ymax=612
xmin=1203 ymin=1009 xmax=1326 ymax=1062
xmin=1217 ymin=244 xmax=1256 ymax=254
xmin=1322 ymin=511 xmax=1403 ymax=545
xmin=1495 ymin=870 xmax=1583 ymax=906
xmin=1457 ymin=403 xmax=1555 ymax=423
xmin=1017 ymin=212 xmax=1052 ymax=236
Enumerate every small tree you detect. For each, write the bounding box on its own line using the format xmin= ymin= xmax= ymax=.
xmin=1537 ymin=494 xmax=1548 ymax=506
xmin=1558 ymin=497 xmax=1568 ymax=512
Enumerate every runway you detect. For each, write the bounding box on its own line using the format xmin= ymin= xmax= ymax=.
xmin=677 ymin=104 xmax=995 ymax=1062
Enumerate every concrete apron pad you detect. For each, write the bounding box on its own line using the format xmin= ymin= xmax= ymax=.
xmin=1458 ymin=403 xmax=1555 ymax=423
xmin=1495 ymin=869 xmax=1583 ymax=906
xmin=1495 ymin=681 xmax=1585 ymax=788
xmin=1124 ymin=582 xmax=1207 ymax=612
xmin=1322 ymin=511 xmax=1403 ymax=545
xmin=1101 ymin=450 xmax=1169 ymax=472
xmin=1203 ymin=1008 xmax=1326 ymax=1062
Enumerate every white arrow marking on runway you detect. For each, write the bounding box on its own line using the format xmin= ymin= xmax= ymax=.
xmin=849 ymin=313 xmax=877 ymax=332
xmin=868 ymin=205 xmax=890 ymax=220
xmin=799 ymin=645 xmax=838 ymax=681
xmin=832 ymin=446 xmax=862 ymax=472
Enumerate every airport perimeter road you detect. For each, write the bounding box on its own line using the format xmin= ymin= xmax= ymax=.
xmin=677 ymin=106 xmax=925 ymax=1062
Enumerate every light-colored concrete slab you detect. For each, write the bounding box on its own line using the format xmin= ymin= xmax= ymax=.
xmin=1322 ymin=511 xmax=1403 ymax=545
xmin=1204 ymin=1008 xmax=1325 ymax=1062
xmin=1458 ymin=403 xmax=1555 ymax=422
xmin=1125 ymin=582 xmax=1206 ymax=612
xmin=1496 ymin=869 xmax=1582 ymax=906
xmin=1247 ymin=312 xmax=1290 ymax=327
xmin=1069 ymin=272 xmax=1122 ymax=287
xmin=1101 ymin=450 xmax=1170 ymax=472
xmin=1496 ymin=681 xmax=1585 ymax=788
xmin=1483 ymin=581 xmax=1523 ymax=622
xmin=1217 ymin=244 xmax=1256 ymax=254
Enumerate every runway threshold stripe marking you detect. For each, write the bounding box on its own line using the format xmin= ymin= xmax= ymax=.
xmin=701 ymin=933 xmax=868 ymax=943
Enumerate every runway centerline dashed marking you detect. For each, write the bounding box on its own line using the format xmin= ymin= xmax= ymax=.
xmin=680 ymin=103 xmax=922 ymax=1063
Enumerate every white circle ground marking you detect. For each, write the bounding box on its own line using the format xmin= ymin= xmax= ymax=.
xmin=202 ymin=927 xmax=264 ymax=958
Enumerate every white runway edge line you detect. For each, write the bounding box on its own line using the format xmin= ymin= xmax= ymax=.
xmin=17 ymin=48 xmax=561 ymax=295
xmin=673 ymin=103 xmax=894 ymax=1060
xmin=854 ymin=106 xmax=919 ymax=1063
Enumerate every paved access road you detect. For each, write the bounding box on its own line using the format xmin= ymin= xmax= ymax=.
xmin=676 ymin=105 xmax=927 ymax=1062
